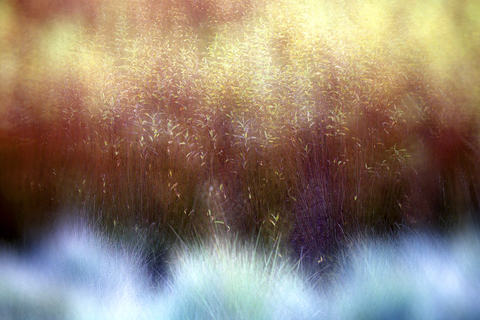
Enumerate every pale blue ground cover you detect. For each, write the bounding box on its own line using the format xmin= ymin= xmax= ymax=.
xmin=330 ymin=234 xmax=480 ymax=319
xmin=1 ymin=221 xmax=479 ymax=320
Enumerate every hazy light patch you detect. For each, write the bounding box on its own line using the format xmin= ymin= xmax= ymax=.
xmin=0 ymin=2 xmax=20 ymax=128
xmin=407 ymin=1 xmax=473 ymax=83
xmin=37 ymin=21 xmax=81 ymax=75
xmin=355 ymin=0 xmax=399 ymax=42
xmin=0 ymin=2 xmax=16 ymax=40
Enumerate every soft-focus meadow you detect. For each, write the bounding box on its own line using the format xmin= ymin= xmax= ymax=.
xmin=1 ymin=0 xmax=480 ymax=311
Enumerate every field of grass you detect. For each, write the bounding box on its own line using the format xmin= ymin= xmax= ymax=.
xmin=1 ymin=0 xmax=480 ymax=272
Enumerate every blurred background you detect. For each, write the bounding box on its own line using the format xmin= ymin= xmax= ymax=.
xmin=1 ymin=0 xmax=479 ymax=270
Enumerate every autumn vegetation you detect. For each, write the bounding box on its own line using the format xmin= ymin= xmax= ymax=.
xmin=1 ymin=0 xmax=479 ymax=272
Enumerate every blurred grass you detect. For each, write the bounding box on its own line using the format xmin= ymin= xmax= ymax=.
xmin=0 ymin=0 xmax=479 ymax=269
